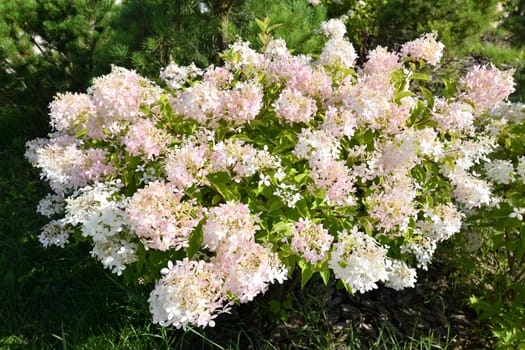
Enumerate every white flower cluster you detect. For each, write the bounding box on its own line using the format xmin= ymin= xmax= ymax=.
xmin=400 ymin=32 xmax=444 ymax=66
xmin=149 ymin=259 xmax=230 ymax=329
xmin=64 ymin=181 xmax=138 ymax=275
xmin=160 ymin=61 xmax=203 ymax=90
xmin=329 ymin=226 xmax=390 ymax=293
xmin=38 ymin=220 xmax=71 ymax=248
xmin=320 ymin=18 xmax=347 ymax=39
xmin=484 ymin=159 xmax=515 ymax=185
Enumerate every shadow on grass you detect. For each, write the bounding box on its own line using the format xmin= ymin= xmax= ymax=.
xmin=0 ymin=138 xmax=147 ymax=349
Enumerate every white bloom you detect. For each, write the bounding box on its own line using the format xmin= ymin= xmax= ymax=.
xmin=319 ymin=38 xmax=357 ymax=68
xmin=258 ymin=173 xmax=271 ymax=187
xmin=148 ymin=259 xmax=230 ymax=329
xmin=509 ymin=207 xmax=525 ymax=221
xmin=37 ymin=193 xmax=65 ymax=218
xmin=160 ymin=61 xmax=202 ymax=90
xmin=91 ymin=235 xmax=138 ymax=275
xmin=320 ymin=18 xmax=347 ymax=39
xmin=385 ymin=259 xmax=417 ymax=290
xmin=39 ymin=219 xmax=71 ymax=248
xmin=484 ymin=159 xmax=515 ymax=184
xmin=329 ymin=226 xmax=390 ymax=293
xmin=400 ymin=32 xmax=444 ymax=66
xmin=401 ymin=235 xmax=437 ymax=270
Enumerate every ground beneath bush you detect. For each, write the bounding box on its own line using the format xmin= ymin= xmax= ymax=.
xmin=203 ymin=258 xmax=491 ymax=349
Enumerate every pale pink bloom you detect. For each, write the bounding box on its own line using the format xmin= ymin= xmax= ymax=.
xmin=84 ymin=148 xmax=114 ymax=182
xmin=400 ymin=32 xmax=444 ymax=66
xmin=26 ymin=134 xmax=110 ymax=194
xmin=267 ymin=54 xmax=312 ymax=87
xmin=432 ymin=98 xmax=475 ymax=134
xmin=367 ymin=177 xmax=418 ymax=234
xmin=336 ymin=77 xmax=392 ymax=130
xmin=173 ymin=81 xmax=222 ymax=125
xmin=449 ymin=169 xmax=493 ymax=209
xmin=273 ymin=88 xmax=318 ymax=124
xmin=122 ymin=119 xmax=172 ymax=160
xmin=25 ymin=138 xmax=50 ymax=166
xmin=210 ymin=139 xmax=280 ymax=181
xmin=362 ymin=46 xmax=401 ymax=77
xmin=304 ymin=67 xmax=333 ymax=100
xmin=212 ymin=242 xmax=287 ymax=303
xmin=88 ymin=66 xmax=162 ymax=138
xmin=217 ymin=81 xmax=263 ymax=125
xmin=320 ymin=106 xmax=357 ymax=138
xmin=309 ymin=159 xmax=356 ymax=207
xmin=461 ymin=64 xmax=515 ymax=113
xmin=290 ymin=218 xmax=334 ymax=263
xmin=202 ymin=201 xmax=258 ymax=252
xmin=386 ymin=97 xmax=414 ymax=134
xmin=149 ymin=259 xmax=230 ymax=329
xmin=49 ymin=92 xmax=95 ymax=134
xmin=203 ymin=66 xmax=234 ymax=88
xmin=319 ymin=38 xmax=357 ymax=68
xmin=377 ymin=131 xmax=419 ymax=176
xmin=165 ymin=143 xmax=210 ymax=189
xmin=127 ymin=181 xmax=204 ymax=251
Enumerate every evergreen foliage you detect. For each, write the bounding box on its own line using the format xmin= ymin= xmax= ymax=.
xmin=229 ymin=0 xmax=327 ymax=55
xmin=103 ymin=0 xmax=225 ymax=77
xmin=375 ymin=0 xmax=500 ymax=55
xmin=500 ymin=0 xmax=525 ymax=46
xmin=0 ymin=0 xmax=118 ymax=145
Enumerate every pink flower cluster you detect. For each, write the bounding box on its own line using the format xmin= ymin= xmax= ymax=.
xmin=290 ymin=218 xmax=334 ymax=264
xmin=127 ymin=181 xmax=203 ymax=251
xmin=204 ymin=202 xmax=287 ymax=303
xmin=461 ymin=64 xmax=515 ymax=113
xmin=400 ymin=32 xmax=444 ymax=66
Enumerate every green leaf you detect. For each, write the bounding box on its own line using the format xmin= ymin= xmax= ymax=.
xmin=186 ymin=225 xmax=203 ymax=258
xmin=319 ymin=269 xmax=331 ymax=285
xmin=299 ymin=260 xmax=315 ymax=288
xmin=410 ymin=72 xmax=430 ymax=81
xmin=394 ymin=90 xmax=415 ymax=104
xmin=208 ymin=172 xmax=239 ymax=201
xmin=420 ymin=86 xmax=434 ymax=109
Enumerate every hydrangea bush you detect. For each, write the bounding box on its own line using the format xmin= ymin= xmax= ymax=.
xmin=27 ymin=19 xmax=517 ymax=329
